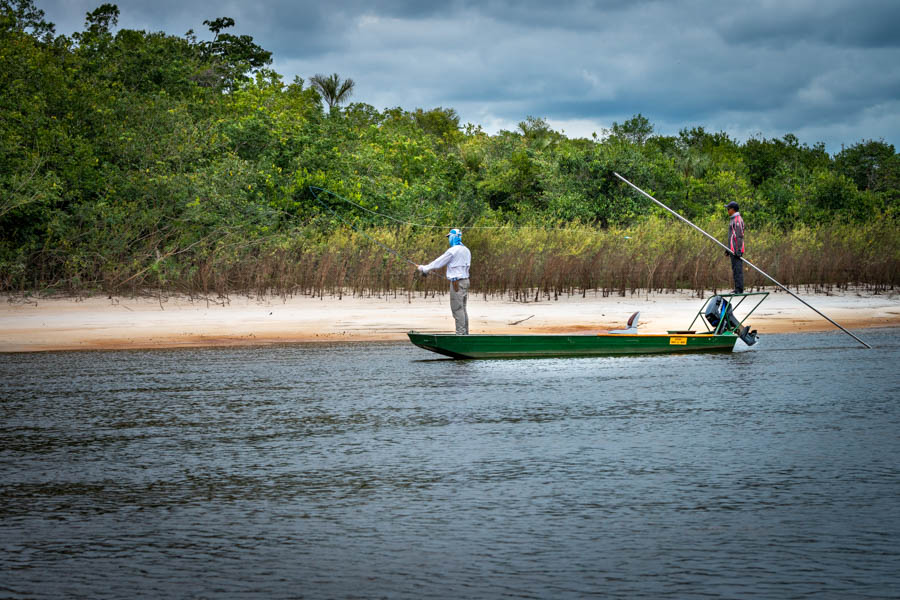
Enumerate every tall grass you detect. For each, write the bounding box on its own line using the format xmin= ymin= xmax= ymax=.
xmin=3 ymin=217 xmax=897 ymax=299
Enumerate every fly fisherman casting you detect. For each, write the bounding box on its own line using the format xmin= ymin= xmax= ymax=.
xmin=417 ymin=229 xmax=471 ymax=335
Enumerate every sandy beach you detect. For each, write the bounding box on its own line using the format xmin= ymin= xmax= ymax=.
xmin=0 ymin=288 xmax=896 ymax=352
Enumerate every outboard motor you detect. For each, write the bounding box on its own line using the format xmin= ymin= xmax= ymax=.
xmin=738 ymin=325 xmax=759 ymax=346
xmin=703 ymin=295 xmax=728 ymax=328
xmin=704 ymin=295 xmax=758 ymax=346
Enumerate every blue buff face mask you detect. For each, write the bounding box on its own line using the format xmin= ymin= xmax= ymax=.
xmin=447 ymin=229 xmax=462 ymax=247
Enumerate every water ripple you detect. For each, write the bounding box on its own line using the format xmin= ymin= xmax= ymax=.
xmin=1 ymin=330 xmax=899 ymax=599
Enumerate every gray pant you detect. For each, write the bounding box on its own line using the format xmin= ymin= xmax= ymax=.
xmin=730 ymin=254 xmax=744 ymax=293
xmin=449 ymin=278 xmax=469 ymax=335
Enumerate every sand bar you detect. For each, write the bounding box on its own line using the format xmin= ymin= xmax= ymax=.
xmin=1 ymin=289 xmax=897 ymax=352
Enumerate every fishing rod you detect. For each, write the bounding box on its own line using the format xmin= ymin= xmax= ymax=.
xmin=614 ymin=172 xmax=872 ymax=349
xmin=310 ymin=186 xmax=420 ymax=269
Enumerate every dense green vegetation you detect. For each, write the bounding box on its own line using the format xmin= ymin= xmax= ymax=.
xmin=2 ymin=1 xmax=898 ymax=296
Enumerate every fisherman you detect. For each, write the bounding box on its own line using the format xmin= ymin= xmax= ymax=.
xmin=417 ymin=228 xmax=471 ymax=335
xmin=724 ymin=201 xmax=745 ymax=293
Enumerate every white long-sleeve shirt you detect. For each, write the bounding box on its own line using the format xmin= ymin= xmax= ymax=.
xmin=420 ymin=245 xmax=471 ymax=280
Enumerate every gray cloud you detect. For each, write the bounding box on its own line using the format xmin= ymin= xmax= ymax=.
xmin=37 ymin=0 xmax=900 ymax=152
xmin=717 ymin=0 xmax=900 ymax=49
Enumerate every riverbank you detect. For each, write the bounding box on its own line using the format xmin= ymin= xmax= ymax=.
xmin=1 ymin=289 xmax=897 ymax=352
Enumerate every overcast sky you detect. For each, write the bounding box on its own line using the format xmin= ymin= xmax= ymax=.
xmin=40 ymin=0 xmax=900 ymax=153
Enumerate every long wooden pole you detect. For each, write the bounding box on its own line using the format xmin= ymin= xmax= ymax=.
xmin=614 ymin=172 xmax=872 ymax=349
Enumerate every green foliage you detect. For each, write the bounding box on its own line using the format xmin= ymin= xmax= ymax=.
xmin=199 ymin=16 xmax=272 ymax=90
xmin=309 ymin=72 xmax=355 ymax=110
xmin=0 ymin=1 xmax=897 ymax=294
xmin=741 ymin=133 xmax=829 ymax=187
xmin=413 ymin=107 xmax=461 ymax=144
xmin=835 ymin=140 xmax=899 ymax=196
xmin=610 ymin=113 xmax=653 ymax=145
xmin=0 ymin=0 xmax=53 ymax=39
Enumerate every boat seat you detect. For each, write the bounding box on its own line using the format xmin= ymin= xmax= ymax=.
xmin=609 ymin=311 xmax=639 ymax=334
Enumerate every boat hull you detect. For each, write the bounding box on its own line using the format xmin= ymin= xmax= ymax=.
xmin=407 ymin=332 xmax=738 ymax=359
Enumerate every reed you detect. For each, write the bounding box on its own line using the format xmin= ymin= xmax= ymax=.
xmin=5 ymin=218 xmax=896 ymax=299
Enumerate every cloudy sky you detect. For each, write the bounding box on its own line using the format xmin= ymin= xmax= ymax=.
xmin=40 ymin=0 xmax=900 ymax=153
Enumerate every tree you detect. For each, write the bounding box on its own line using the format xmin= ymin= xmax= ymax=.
xmin=610 ymin=113 xmax=653 ymax=145
xmin=203 ymin=16 xmax=234 ymax=36
xmin=797 ymin=169 xmax=862 ymax=222
xmin=102 ymin=29 xmax=203 ymax=94
xmin=517 ymin=115 xmax=559 ymax=150
xmin=742 ymin=134 xmax=830 ymax=187
xmin=0 ymin=0 xmax=54 ymax=40
xmin=85 ymin=3 xmax=118 ymax=34
xmin=72 ymin=3 xmax=119 ymax=64
xmin=413 ymin=107 xmax=460 ymax=141
xmin=199 ymin=16 xmax=271 ymax=90
xmin=309 ymin=73 xmax=355 ymax=109
xmin=835 ymin=139 xmax=898 ymax=192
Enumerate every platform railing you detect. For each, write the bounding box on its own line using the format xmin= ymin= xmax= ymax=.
xmin=688 ymin=291 xmax=770 ymax=335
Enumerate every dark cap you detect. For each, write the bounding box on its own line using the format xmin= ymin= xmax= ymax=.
xmin=724 ymin=201 xmax=739 ymax=211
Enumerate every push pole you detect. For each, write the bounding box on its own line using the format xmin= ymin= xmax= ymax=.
xmin=613 ymin=172 xmax=872 ymax=349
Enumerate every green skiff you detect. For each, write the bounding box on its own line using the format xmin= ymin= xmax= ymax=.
xmin=407 ymin=331 xmax=737 ymax=359
xmin=408 ymin=292 xmax=768 ymax=359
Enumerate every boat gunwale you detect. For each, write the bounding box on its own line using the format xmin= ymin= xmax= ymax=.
xmin=408 ymin=331 xmax=736 ymax=338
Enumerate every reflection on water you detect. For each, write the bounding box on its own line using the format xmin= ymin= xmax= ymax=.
xmin=2 ymin=330 xmax=899 ymax=598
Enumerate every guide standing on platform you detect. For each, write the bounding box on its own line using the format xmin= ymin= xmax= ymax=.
xmin=724 ymin=201 xmax=745 ymax=293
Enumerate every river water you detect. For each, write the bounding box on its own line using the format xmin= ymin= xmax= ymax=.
xmin=2 ymin=330 xmax=899 ymax=599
